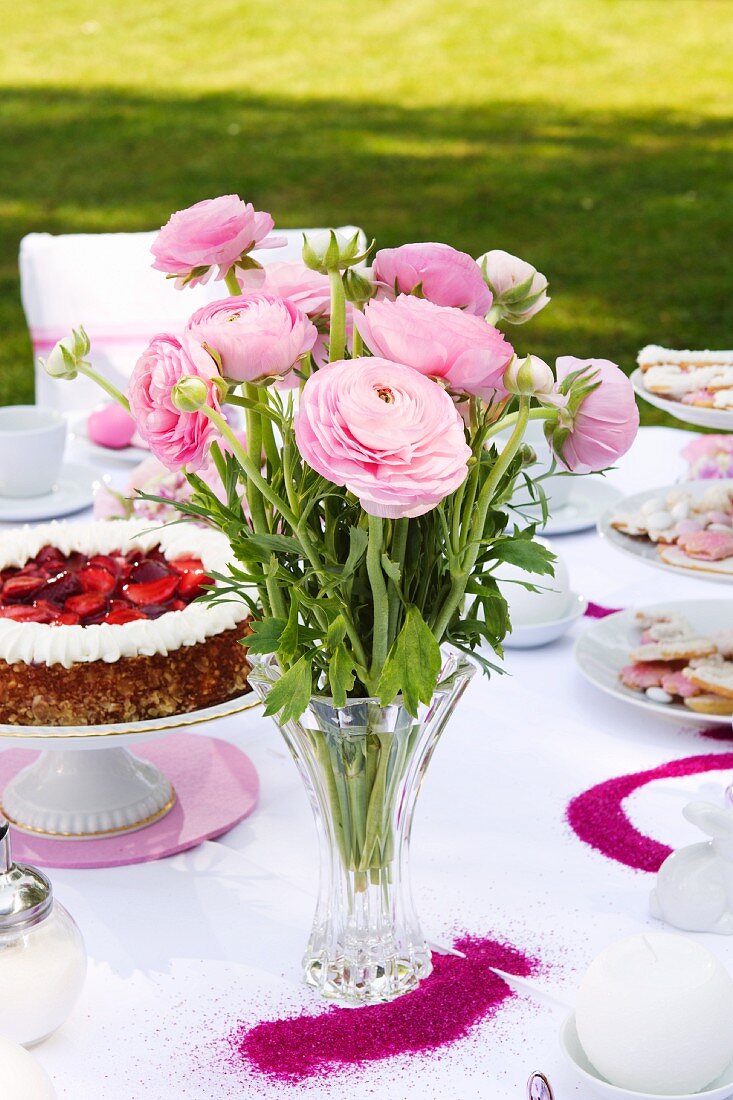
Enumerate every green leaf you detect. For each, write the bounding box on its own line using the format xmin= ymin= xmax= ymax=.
xmin=380 ymin=553 xmax=402 ymax=585
xmin=278 ymin=594 xmax=300 ymax=665
xmin=341 ymin=525 xmax=369 ymax=579
xmin=377 ymin=604 xmax=442 ymax=716
xmin=326 ymin=614 xmax=347 ymax=649
xmin=239 ymin=533 xmax=301 ymax=560
xmin=328 ymin=644 xmax=356 ymax=707
xmin=246 ymin=617 xmax=286 ymax=655
xmin=263 ymin=654 xmax=314 ymax=723
xmin=489 ymin=538 xmax=555 ymax=576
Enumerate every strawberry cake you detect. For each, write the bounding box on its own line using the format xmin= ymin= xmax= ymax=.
xmin=0 ymin=521 xmax=252 ymax=726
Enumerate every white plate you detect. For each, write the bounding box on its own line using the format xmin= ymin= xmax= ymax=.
xmin=632 ymin=368 xmax=733 ymax=431
xmin=560 ymin=1013 xmax=733 ymax=1100
xmin=67 ymin=410 xmax=148 ymax=466
xmin=575 ymin=599 xmax=733 ymax=727
xmin=598 ymin=480 xmax=733 ymax=583
xmin=505 ymin=593 xmax=588 ymax=648
xmin=0 ymin=462 xmax=99 ymax=522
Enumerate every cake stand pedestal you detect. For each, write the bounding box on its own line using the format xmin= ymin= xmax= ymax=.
xmin=0 ymin=694 xmax=260 ymax=840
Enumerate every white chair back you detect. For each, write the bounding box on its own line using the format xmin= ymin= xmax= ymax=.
xmin=20 ymin=226 xmax=363 ymax=411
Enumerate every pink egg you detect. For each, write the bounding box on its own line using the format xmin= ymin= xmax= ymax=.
xmin=87 ymin=404 xmax=136 ymax=450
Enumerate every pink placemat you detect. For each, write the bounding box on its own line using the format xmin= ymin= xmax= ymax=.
xmin=0 ymin=732 xmax=259 ymax=869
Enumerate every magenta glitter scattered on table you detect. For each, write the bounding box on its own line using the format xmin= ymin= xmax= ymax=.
xmin=227 ymin=933 xmax=538 ymax=1083
xmin=567 ymin=752 xmax=733 ymax=872
xmin=584 ymin=602 xmax=623 ymax=619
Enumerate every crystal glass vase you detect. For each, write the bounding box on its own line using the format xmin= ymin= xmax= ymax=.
xmin=248 ymin=651 xmax=475 ymax=1006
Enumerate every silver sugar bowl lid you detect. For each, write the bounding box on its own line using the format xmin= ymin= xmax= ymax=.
xmin=0 ymin=820 xmax=53 ymax=931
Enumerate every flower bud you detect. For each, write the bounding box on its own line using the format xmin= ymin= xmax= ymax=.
xmin=478 ymin=250 xmax=549 ymax=325
xmin=302 ymin=229 xmax=374 ymax=274
xmin=343 ymin=266 xmax=376 ymax=308
xmin=503 ymin=354 xmax=554 ymax=396
xmin=171 ymin=375 xmax=210 ymax=412
xmin=40 ymin=326 xmax=90 ymax=380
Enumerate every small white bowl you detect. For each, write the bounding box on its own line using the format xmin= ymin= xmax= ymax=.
xmin=560 ymin=1013 xmax=733 ymax=1100
xmin=504 ymin=593 xmax=588 ymax=649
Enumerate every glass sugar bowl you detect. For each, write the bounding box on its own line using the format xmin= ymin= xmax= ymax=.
xmin=0 ymin=821 xmax=86 ymax=1046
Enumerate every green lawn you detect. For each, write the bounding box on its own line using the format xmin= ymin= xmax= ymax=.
xmin=1 ymin=0 xmax=732 ymax=419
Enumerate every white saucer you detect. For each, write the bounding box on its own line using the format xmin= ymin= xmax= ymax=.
xmin=560 ymin=1013 xmax=733 ymax=1100
xmin=632 ymin=368 xmax=733 ymax=432
xmin=504 ymin=593 xmax=588 ymax=648
xmin=67 ymin=411 xmax=148 ymax=466
xmin=0 ymin=462 xmax=99 ymax=522
xmin=530 ymin=479 xmax=622 ymax=536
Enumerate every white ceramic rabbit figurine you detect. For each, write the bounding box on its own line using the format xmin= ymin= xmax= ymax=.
xmin=651 ymin=800 xmax=733 ymax=934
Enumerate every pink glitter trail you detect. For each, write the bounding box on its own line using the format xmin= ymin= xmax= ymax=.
xmin=584 ymin=602 xmax=622 ymax=619
xmin=230 ymin=934 xmax=537 ymax=1083
xmin=567 ymin=752 xmax=733 ymax=872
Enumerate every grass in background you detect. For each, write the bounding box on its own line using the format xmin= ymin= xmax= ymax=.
xmin=0 ymin=0 xmax=731 ymax=419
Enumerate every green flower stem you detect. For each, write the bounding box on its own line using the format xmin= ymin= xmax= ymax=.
xmin=352 ymin=321 xmax=364 ymax=358
xmin=483 ymin=404 xmax=555 ymax=440
xmin=485 ymin=304 xmax=503 ymax=326
xmin=431 ymin=396 xmax=532 ymax=642
xmin=241 ymin=382 xmax=269 ymax=536
xmin=328 ymin=270 xmax=347 ymax=362
xmin=76 ymin=363 xmax=131 ymax=412
xmin=259 ymin=411 xmax=281 ymax=469
xmin=387 ymin=518 xmax=408 ymax=646
xmin=366 ymin=515 xmax=389 ymax=682
xmin=224 ymin=267 xmax=241 ymax=296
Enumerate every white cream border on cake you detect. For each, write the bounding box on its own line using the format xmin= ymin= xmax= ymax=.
xmin=0 ymin=520 xmax=250 ymax=668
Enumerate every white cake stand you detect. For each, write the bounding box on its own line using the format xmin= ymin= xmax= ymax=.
xmin=0 ymin=694 xmax=260 ymax=839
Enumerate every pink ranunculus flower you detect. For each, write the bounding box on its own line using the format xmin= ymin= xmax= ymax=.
xmin=151 ymin=195 xmax=285 ymax=288
xmin=548 ymin=356 xmax=639 ymax=473
xmin=354 ymin=295 xmax=514 ymax=402
xmin=295 ymin=357 xmax=471 ymax=519
xmin=186 ymin=293 xmax=318 ymax=385
xmin=373 ymin=242 xmax=493 ymax=315
xmin=238 ymin=262 xmax=352 ymax=366
xmin=128 ymin=333 xmax=222 ymax=470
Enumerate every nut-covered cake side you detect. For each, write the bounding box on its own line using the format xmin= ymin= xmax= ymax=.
xmin=0 ymin=520 xmax=253 ymax=727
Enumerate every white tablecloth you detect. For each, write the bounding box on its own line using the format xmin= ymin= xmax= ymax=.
xmin=8 ymin=426 xmax=733 ymax=1099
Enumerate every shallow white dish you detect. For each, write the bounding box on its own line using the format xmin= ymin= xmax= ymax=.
xmin=68 ymin=410 xmax=148 ymax=465
xmin=598 ymin=479 xmax=733 ymax=584
xmin=632 ymin=368 xmax=733 ymax=432
xmin=504 ymin=593 xmax=587 ymax=649
xmin=0 ymin=461 xmax=99 ymax=522
xmin=575 ymin=598 xmax=733 ymax=727
xmin=560 ymin=1013 xmax=733 ymax=1100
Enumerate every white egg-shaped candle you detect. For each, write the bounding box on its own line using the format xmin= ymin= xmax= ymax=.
xmin=0 ymin=1037 xmax=56 ymax=1099
xmin=495 ymin=539 xmax=570 ymax=626
xmin=576 ymin=933 xmax=733 ymax=1095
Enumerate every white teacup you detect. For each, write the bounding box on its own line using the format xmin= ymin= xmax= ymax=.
xmin=0 ymin=406 xmax=67 ymax=498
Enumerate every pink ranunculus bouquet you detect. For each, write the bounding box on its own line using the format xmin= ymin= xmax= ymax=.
xmin=45 ymin=193 xmax=640 ymax=1010
xmin=45 ymin=193 xmax=639 ymax=711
